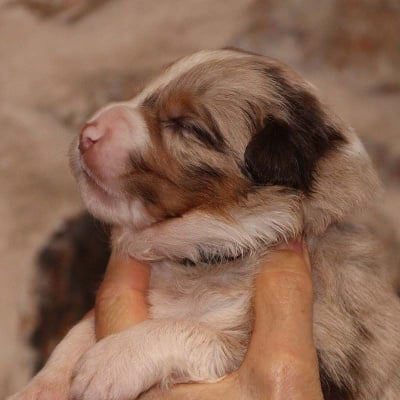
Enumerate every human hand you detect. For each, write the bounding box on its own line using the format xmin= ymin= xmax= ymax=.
xmin=95 ymin=240 xmax=323 ymax=400
xmin=140 ymin=239 xmax=323 ymax=400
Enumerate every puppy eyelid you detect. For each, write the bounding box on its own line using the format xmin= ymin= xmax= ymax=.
xmin=161 ymin=118 xmax=225 ymax=152
xmin=161 ymin=118 xmax=195 ymax=132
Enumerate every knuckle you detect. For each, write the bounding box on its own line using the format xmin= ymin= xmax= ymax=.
xmin=244 ymin=352 xmax=317 ymax=397
xmin=260 ymin=352 xmax=314 ymax=387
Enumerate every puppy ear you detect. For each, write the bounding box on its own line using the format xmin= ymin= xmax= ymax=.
xmin=244 ymin=116 xmax=313 ymax=191
xmin=244 ymin=112 xmax=346 ymax=193
xmin=242 ymin=62 xmax=380 ymax=234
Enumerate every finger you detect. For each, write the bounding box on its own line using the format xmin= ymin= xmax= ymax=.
xmin=95 ymin=252 xmax=150 ymax=340
xmin=239 ymin=241 xmax=323 ymax=399
xmin=102 ymin=251 xmax=151 ymax=292
xmin=274 ymin=238 xmax=311 ymax=271
xmin=245 ymin=241 xmax=315 ymax=364
xmin=256 ymin=240 xmax=313 ymax=337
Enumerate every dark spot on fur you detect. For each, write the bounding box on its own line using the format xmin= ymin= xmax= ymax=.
xmin=319 ymin=357 xmax=356 ymax=400
xmin=181 ymin=247 xmax=247 ymax=266
xmin=356 ymin=323 xmax=374 ymax=343
xmin=244 ymin=114 xmax=345 ymax=191
xmin=262 ymin=66 xmax=346 ymax=150
xmin=138 ymin=185 xmax=159 ymax=205
xmin=129 ymin=153 xmax=152 ymax=174
xmin=244 ymin=66 xmax=347 ymax=192
xmin=187 ymin=163 xmax=225 ymax=180
xmin=343 ymin=303 xmax=374 ymax=344
xmin=142 ymin=92 xmax=159 ymax=108
xmin=179 ymin=163 xmax=224 ymax=194
xmin=245 ymin=116 xmax=315 ymax=190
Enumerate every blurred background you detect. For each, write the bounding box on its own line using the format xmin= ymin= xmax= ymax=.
xmin=0 ymin=0 xmax=399 ymax=397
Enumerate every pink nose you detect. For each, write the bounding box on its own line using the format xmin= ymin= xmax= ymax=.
xmin=79 ymin=122 xmax=104 ymax=154
xmin=79 ymin=107 xmax=133 ymax=155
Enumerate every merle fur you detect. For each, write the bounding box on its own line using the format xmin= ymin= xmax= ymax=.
xmin=244 ymin=67 xmax=346 ymax=192
xmin=319 ymin=361 xmax=355 ymax=400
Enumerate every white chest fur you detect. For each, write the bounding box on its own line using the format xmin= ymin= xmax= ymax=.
xmin=148 ymin=259 xmax=257 ymax=338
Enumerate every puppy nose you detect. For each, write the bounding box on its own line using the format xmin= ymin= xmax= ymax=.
xmin=79 ymin=123 xmax=103 ymax=154
xmin=79 ymin=106 xmax=134 ymax=155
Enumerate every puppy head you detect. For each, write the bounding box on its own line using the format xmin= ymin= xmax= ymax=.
xmin=70 ymin=49 xmax=379 ymax=243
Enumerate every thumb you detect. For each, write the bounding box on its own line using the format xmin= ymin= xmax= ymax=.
xmin=243 ymin=239 xmax=315 ymax=368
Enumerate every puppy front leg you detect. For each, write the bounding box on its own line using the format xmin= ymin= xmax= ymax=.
xmin=7 ymin=315 xmax=95 ymax=400
xmin=70 ymin=319 xmax=236 ymax=400
xmin=116 ymin=200 xmax=301 ymax=263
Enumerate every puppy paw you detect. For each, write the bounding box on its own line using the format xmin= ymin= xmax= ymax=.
xmin=70 ymin=333 xmax=153 ymax=400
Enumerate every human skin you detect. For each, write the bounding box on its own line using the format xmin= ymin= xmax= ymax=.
xmin=95 ymin=240 xmax=324 ymax=400
xmin=95 ymin=252 xmax=151 ymax=340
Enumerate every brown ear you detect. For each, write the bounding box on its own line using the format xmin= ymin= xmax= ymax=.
xmin=240 ymin=58 xmax=380 ymax=234
xmin=243 ymin=62 xmax=349 ymax=193
xmin=244 ymin=112 xmax=346 ymax=193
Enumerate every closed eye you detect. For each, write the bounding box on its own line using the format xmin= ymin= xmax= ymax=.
xmin=162 ymin=117 xmax=226 ymax=152
xmin=162 ymin=117 xmax=198 ymax=133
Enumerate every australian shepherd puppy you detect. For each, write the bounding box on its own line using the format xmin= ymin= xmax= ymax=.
xmin=9 ymin=49 xmax=400 ymax=400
